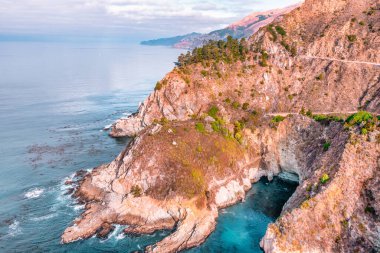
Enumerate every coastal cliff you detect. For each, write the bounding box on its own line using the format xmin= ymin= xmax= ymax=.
xmin=63 ymin=0 xmax=380 ymax=252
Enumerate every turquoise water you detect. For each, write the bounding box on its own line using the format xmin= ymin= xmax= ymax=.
xmin=188 ymin=177 xmax=297 ymax=253
xmin=0 ymin=42 xmax=297 ymax=252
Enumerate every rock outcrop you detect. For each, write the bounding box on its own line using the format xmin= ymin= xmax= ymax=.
xmin=64 ymin=0 xmax=380 ymax=252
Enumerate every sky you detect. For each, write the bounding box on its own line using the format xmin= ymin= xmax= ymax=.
xmin=0 ymin=0 xmax=302 ymax=42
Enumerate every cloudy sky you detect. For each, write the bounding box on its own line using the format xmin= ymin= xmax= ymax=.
xmin=0 ymin=0 xmax=301 ymax=42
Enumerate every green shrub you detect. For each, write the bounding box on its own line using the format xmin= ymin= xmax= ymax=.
xmin=281 ymin=40 xmax=290 ymax=51
xmin=315 ymin=73 xmax=324 ymax=80
xmin=208 ymin=106 xmax=219 ymax=119
xmin=341 ymin=220 xmax=349 ymax=228
xmin=159 ymin=117 xmax=169 ymax=125
xmin=359 ymin=21 xmax=365 ymax=26
xmin=155 ymin=81 xmax=163 ymax=91
xmin=242 ymin=102 xmax=249 ymax=110
xmin=267 ymin=25 xmax=278 ymax=41
xmin=131 ymin=185 xmax=142 ymax=197
xmin=211 ymin=121 xmax=221 ymax=132
xmin=346 ymin=111 xmax=373 ymax=126
xmin=301 ymin=200 xmax=310 ymax=209
xmin=259 ymin=60 xmax=268 ymax=67
xmin=195 ymin=122 xmax=206 ymax=133
xmin=234 ymin=132 xmax=243 ymax=143
xmin=345 ymin=111 xmax=377 ymax=133
xmin=234 ymin=121 xmax=245 ymax=132
xmin=323 ymin=141 xmax=331 ymax=151
xmin=347 ymin=35 xmax=357 ymax=42
xmin=259 ymin=51 xmax=269 ymax=67
xmin=210 ymin=116 xmax=225 ymax=133
xmin=224 ymin=98 xmax=231 ymax=104
xmin=201 ymin=70 xmax=208 ymax=77
xmin=290 ymin=46 xmax=297 ymax=56
xmin=275 ymin=26 xmax=287 ymax=36
xmin=232 ymin=101 xmax=241 ymax=109
xmin=320 ymin=174 xmax=330 ymax=184
xmin=313 ymin=114 xmax=328 ymax=122
xmin=365 ymin=205 xmax=375 ymax=215
xmin=312 ymin=114 xmax=344 ymax=125
xmin=272 ymin=115 xmax=285 ymax=123
xmin=366 ymin=8 xmax=375 ymax=16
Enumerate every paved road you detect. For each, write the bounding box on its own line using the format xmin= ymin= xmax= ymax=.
xmin=299 ymin=55 xmax=380 ymax=66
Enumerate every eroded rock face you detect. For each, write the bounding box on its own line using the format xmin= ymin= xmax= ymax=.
xmin=260 ymin=136 xmax=380 ymax=253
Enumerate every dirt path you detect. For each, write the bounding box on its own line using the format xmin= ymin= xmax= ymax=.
xmin=265 ymin=111 xmax=358 ymax=117
xmin=300 ymin=55 xmax=380 ymax=66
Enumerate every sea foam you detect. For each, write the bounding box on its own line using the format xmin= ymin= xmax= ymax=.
xmin=8 ymin=220 xmax=21 ymax=237
xmin=24 ymin=188 xmax=44 ymax=199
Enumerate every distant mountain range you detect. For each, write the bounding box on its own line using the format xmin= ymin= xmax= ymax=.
xmin=141 ymin=3 xmax=301 ymax=49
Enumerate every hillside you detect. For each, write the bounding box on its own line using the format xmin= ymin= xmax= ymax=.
xmin=141 ymin=4 xmax=301 ymax=49
xmin=63 ymin=0 xmax=380 ymax=252
xmin=140 ymin=32 xmax=201 ymax=46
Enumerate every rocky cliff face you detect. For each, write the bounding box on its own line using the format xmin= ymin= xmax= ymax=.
xmin=111 ymin=0 xmax=379 ymax=138
xmin=63 ymin=0 xmax=380 ymax=252
xmin=261 ymin=120 xmax=380 ymax=253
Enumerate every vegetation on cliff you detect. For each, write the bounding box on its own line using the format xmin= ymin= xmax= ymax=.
xmin=177 ymin=36 xmax=249 ymax=66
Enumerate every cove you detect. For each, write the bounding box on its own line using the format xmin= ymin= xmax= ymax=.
xmin=187 ymin=177 xmax=298 ymax=253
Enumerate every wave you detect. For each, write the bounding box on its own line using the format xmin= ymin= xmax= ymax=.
xmin=56 ymin=170 xmax=91 ymax=212
xmin=24 ymin=187 xmax=44 ymax=199
xmin=8 ymin=220 xmax=21 ymax=237
xmin=99 ymin=225 xmax=126 ymax=242
xmin=120 ymin=112 xmax=131 ymax=119
xmin=72 ymin=204 xmax=85 ymax=211
xmin=30 ymin=213 xmax=57 ymax=221
xmin=103 ymin=124 xmax=113 ymax=130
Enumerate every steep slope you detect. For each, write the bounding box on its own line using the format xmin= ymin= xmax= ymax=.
xmin=141 ymin=4 xmax=301 ymax=49
xmin=63 ymin=0 xmax=380 ymax=252
xmin=111 ymin=0 xmax=379 ymax=137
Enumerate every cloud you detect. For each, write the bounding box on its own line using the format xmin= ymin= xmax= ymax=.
xmin=0 ymin=0 xmax=302 ymax=40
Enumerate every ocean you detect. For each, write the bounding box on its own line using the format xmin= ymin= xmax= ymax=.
xmin=0 ymin=41 xmax=297 ymax=252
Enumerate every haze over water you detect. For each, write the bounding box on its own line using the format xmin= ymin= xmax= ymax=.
xmin=0 ymin=41 xmax=296 ymax=252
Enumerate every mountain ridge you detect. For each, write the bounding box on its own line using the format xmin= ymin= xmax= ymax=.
xmin=141 ymin=3 xmax=302 ymax=49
